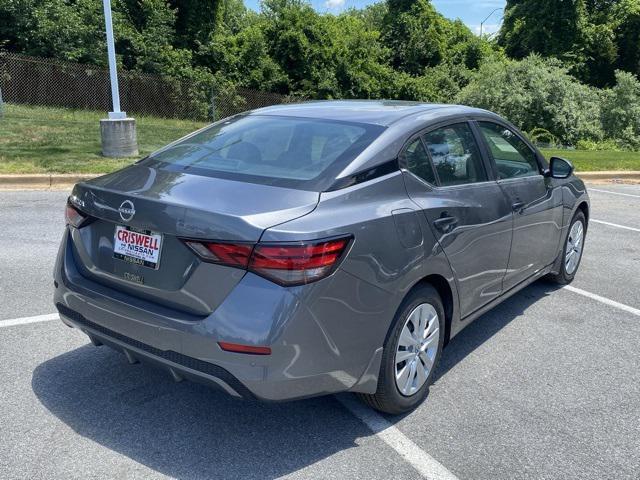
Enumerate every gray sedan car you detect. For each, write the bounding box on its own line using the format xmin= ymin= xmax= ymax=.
xmin=54 ymin=101 xmax=589 ymax=414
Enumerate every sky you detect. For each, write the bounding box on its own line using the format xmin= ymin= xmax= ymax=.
xmin=243 ymin=0 xmax=506 ymax=36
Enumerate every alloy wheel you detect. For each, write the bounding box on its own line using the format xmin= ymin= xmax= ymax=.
xmin=565 ymin=220 xmax=585 ymax=275
xmin=395 ymin=303 xmax=440 ymax=396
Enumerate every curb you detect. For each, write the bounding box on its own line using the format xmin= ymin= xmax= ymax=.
xmin=0 ymin=174 xmax=99 ymax=189
xmin=576 ymin=171 xmax=640 ymax=182
xmin=0 ymin=171 xmax=639 ymax=189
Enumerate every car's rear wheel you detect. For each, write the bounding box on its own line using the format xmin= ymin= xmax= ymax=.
xmin=548 ymin=210 xmax=587 ymax=284
xmin=358 ymin=285 xmax=444 ymax=415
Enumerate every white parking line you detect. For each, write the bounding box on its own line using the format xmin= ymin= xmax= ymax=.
xmin=0 ymin=313 xmax=58 ymax=328
xmin=591 ymin=219 xmax=640 ymax=233
xmin=564 ymin=286 xmax=640 ymax=317
xmin=590 ymin=188 xmax=640 ymax=199
xmin=337 ymin=395 xmax=459 ymax=480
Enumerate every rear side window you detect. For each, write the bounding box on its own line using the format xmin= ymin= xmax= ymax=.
xmin=422 ymin=124 xmax=487 ymax=187
xmin=478 ymin=122 xmax=540 ymax=179
xmin=145 ymin=115 xmax=384 ymax=191
xmin=404 ymin=138 xmax=436 ymax=185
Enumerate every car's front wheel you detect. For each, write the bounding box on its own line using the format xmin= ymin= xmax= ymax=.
xmin=358 ymin=285 xmax=445 ymax=415
xmin=549 ymin=210 xmax=587 ymax=284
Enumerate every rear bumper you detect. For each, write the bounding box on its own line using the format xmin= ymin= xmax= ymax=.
xmin=53 ymin=229 xmax=393 ymax=401
xmin=56 ymin=303 xmax=253 ymax=399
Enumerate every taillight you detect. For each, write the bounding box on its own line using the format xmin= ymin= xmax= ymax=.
xmin=65 ymin=202 xmax=90 ymax=228
xmin=184 ymin=241 xmax=253 ymax=268
xmin=184 ymin=236 xmax=351 ymax=286
xmin=251 ymin=239 xmax=350 ymax=286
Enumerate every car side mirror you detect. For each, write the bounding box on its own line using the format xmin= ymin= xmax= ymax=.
xmin=549 ymin=157 xmax=574 ymax=179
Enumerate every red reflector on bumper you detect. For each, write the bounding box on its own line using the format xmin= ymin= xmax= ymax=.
xmin=218 ymin=342 xmax=272 ymax=355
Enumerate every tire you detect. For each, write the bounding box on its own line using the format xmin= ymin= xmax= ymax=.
xmin=358 ymin=284 xmax=445 ymax=415
xmin=548 ymin=210 xmax=587 ymax=285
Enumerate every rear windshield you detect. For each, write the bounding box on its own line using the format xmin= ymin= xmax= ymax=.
xmin=143 ymin=114 xmax=385 ymax=191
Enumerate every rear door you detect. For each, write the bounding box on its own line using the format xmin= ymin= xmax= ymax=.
xmin=402 ymin=122 xmax=513 ymax=318
xmin=474 ymin=121 xmax=564 ymax=291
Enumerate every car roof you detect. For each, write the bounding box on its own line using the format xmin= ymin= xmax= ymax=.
xmin=249 ymin=100 xmax=489 ymax=127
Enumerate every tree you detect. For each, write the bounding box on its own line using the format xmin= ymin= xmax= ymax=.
xmin=259 ymin=0 xmax=339 ymax=97
xmin=498 ymin=0 xmax=640 ymax=87
xmin=13 ymin=0 xmax=108 ymax=65
xmin=168 ymin=0 xmax=223 ymax=50
xmin=331 ymin=14 xmax=394 ymax=99
xmin=381 ymin=0 xmax=495 ymax=78
xmin=585 ymin=0 xmax=619 ymax=17
xmin=613 ymin=0 xmax=640 ymax=78
xmin=0 ymin=0 xmax=41 ymax=53
xmin=117 ymin=0 xmax=179 ymax=73
xmin=571 ymin=20 xmax=618 ymax=87
xmin=381 ymin=0 xmax=451 ymax=74
xmin=198 ymin=21 xmax=289 ymax=92
xmin=498 ymin=0 xmax=587 ymax=60
xmin=352 ymin=1 xmax=387 ymax=31
xmin=0 ymin=0 xmax=182 ymax=72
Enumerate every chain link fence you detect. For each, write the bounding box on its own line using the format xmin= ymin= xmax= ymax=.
xmin=0 ymin=52 xmax=298 ymax=121
xmin=213 ymin=87 xmax=301 ymax=120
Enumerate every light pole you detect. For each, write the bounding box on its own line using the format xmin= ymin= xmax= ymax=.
xmin=99 ymin=0 xmax=138 ymax=158
xmin=480 ymin=8 xmax=503 ymax=37
xmin=103 ymin=0 xmax=123 ymax=120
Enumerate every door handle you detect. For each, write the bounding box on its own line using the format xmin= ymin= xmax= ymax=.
xmin=433 ymin=214 xmax=458 ymax=233
xmin=512 ymin=201 xmax=526 ymax=213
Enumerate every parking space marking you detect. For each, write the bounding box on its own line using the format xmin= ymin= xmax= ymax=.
xmin=590 ymin=188 xmax=640 ymax=199
xmin=337 ymin=395 xmax=459 ymax=480
xmin=564 ymin=286 xmax=640 ymax=317
xmin=591 ymin=219 xmax=640 ymax=233
xmin=0 ymin=313 xmax=58 ymax=328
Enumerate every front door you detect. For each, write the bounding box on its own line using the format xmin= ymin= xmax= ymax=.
xmin=402 ymin=122 xmax=513 ymax=318
xmin=475 ymin=121 xmax=564 ymax=291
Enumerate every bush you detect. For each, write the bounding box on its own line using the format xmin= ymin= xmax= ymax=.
xmin=528 ymin=128 xmax=558 ymax=147
xmin=457 ymin=55 xmax=604 ymax=146
xmin=384 ymin=62 xmax=470 ymax=103
xmin=575 ymin=138 xmax=625 ymax=151
xmin=601 ymin=70 xmax=640 ymax=150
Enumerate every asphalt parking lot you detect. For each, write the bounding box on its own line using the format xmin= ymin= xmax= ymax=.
xmin=1 ymin=184 xmax=639 ymax=480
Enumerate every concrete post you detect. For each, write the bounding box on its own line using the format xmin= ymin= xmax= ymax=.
xmin=100 ymin=0 xmax=138 ymax=158
xmin=100 ymin=118 xmax=138 ymax=157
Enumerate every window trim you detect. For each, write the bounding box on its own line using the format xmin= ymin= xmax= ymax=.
xmin=471 ymin=119 xmax=546 ymax=180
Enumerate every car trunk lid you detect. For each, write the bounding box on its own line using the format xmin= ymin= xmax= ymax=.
xmin=68 ymin=165 xmax=319 ymax=316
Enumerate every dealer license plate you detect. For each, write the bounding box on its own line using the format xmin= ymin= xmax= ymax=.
xmin=113 ymin=225 xmax=163 ymax=269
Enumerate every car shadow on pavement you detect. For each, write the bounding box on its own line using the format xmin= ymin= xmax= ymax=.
xmin=434 ymin=280 xmax=563 ymax=383
xmin=31 ymin=345 xmax=377 ymax=479
xmin=31 ymin=281 xmax=562 ymax=479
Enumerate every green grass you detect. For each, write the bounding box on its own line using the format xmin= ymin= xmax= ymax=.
xmin=540 ymin=148 xmax=640 ymax=172
xmin=0 ymin=103 xmax=205 ymax=174
xmin=1 ymin=103 xmax=639 ymax=174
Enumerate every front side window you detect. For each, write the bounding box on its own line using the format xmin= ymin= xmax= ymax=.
xmin=144 ymin=115 xmax=384 ymax=191
xmin=404 ymin=138 xmax=436 ymax=185
xmin=478 ymin=122 xmax=540 ymax=179
xmin=422 ymin=123 xmax=487 ymax=187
